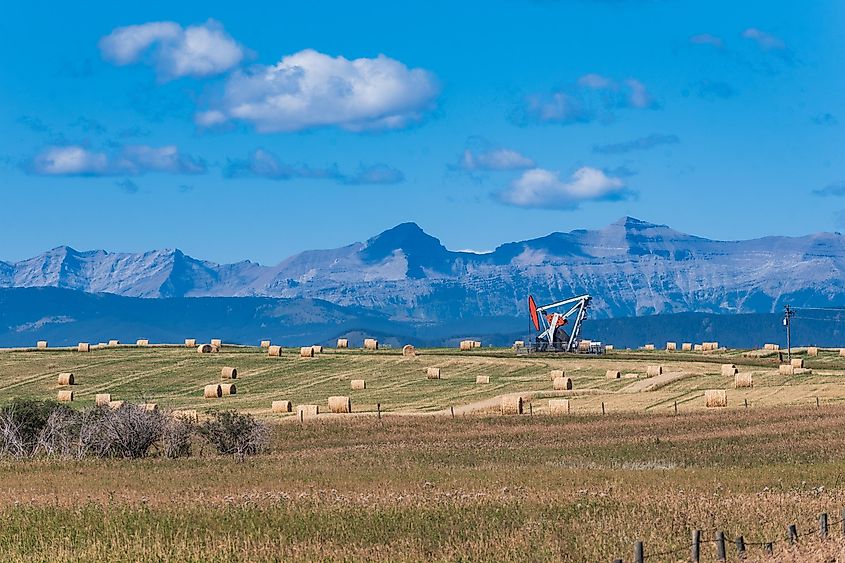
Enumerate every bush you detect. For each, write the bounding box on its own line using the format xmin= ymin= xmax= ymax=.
xmin=0 ymin=399 xmax=70 ymax=457
xmin=162 ymin=416 xmax=193 ymax=459
xmin=198 ymin=411 xmax=269 ymax=462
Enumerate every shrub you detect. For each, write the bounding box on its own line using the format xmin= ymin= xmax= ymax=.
xmin=198 ymin=410 xmax=269 ymax=462
xmin=0 ymin=399 xmax=69 ymax=457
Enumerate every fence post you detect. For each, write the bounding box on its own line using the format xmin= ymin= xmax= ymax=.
xmin=715 ymin=531 xmax=726 ymax=561
xmin=788 ymin=523 xmax=798 ymax=544
xmin=674 ymin=401 xmax=678 ymax=415
xmin=451 ymin=406 xmax=454 ymax=419
xmin=691 ymin=529 xmax=701 ymax=562
xmin=820 ymin=512 xmax=829 ymax=539
xmin=816 ymin=396 xmax=820 ymax=408
xmin=744 ymin=398 xmax=748 ymax=408
xmin=764 ymin=542 xmax=773 ymax=555
xmin=634 ymin=541 xmax=643 ymax=563
xmin=529 ymin=402 xmax=533 ymax=416
xmin=735 ymin=536 xmax=746 ymax=559
xmin=602 ymin=402 xmax=606 ymax=415
xmin=377 ymin=403 xmax=381 ymax=421
xmin=841 ymin=507 xmax=845 ymax=537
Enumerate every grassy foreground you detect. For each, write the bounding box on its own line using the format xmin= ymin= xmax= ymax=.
xmin=1 ymin=408 xmax=845 ymax=561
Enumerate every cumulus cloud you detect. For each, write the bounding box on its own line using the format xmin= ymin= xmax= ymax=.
xmin=99 ymin=20 xmax=244 ymax=80
xmin=690 ymin=33 xmax=723 ymax=48
xmin=27 ymin=144 xmax=206 ymax=176
xmin=499 ymin=167 xmax=630 ymax=209
xmin=459 ymin=146 xmax=535 ymax=171
xmin=224 ymin=149 xmax=404 ymax=185
xmin=196 ymin=49 xmax=439 ymax=133
xmin=518 ymin=74 xmax=658 ymax=126
xmin=742 ymin=28 xmax=786 ymax=51
xmin=812 ymin=181 xmax=845 ymax=197
xmin=592 ymin=133 xmax=679 ymax=154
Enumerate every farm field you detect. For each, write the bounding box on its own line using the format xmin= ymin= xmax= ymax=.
xmin=2 ymin=345 xmax=845 ymax=561
xmin=1 ymin=344 xmax=845 ymax=416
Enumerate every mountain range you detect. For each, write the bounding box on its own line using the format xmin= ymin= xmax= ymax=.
xmin=3 ymin=217 xmax=844 ymax=324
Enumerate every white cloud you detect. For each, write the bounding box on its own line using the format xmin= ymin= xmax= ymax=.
xmin=196 ymin=49 xmax=439 ymax=132
xmin=460 ymin=147 xmax=535 ymax=171
xmin=690 ymin=33 xmax=723 ymax=48
xmin=520 ymin=75 xmax=657 ymax=125
xmin=99 ymin=20 xmax=244 ymax=80
xmin=500 ymin=167 xmax=628 ymax=209
xmin=224 ymin=149 xmax=404 ymax=185
xmin=742 ymin=28 xmax=786 ymax=51
xmin=28 ymin=145 xmax=206 ymax=176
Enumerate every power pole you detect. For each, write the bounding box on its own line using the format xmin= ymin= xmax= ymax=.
xmin=784 ymin=305 xmax=795 ymax=362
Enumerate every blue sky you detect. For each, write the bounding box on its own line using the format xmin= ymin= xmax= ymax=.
xmin=1 ymin=0 xmax=843 ymax=264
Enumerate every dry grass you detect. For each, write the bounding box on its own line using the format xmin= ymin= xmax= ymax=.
xmin=0 ymin=408 xmax=840 ymax=560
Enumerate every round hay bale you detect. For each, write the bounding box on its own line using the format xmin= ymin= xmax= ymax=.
xmin=681 ymin=343 xmax=692 ymax=351
xmin=204 ymin=384 xmax=222 ymax=399
xmin=693 ymin=344 xmax=704 ymax=351
xmin=402 ymin=344 xmax=416 ymax=357
xmin=364 ymin=338 xmax=378 ymax=350
xmin=108 ymin=340 xmax=120 ymax=347
xmin=142 ymin=403 xmax=158 ymax=412
xmin=300 ymin=346 xmax=314 ymax=358
xmin=220 ymin=383 xmax=236 ymax=395
xmin=779 ymin=364 xmax=795 ymax=375
xmin=221 ymin=367 xmax=238 ymax=379
xmin=807 ymin=346 xmax=819 ymax=356
xmin=185 ymin=339 xmax=197 ymax=348
xmin=328 ymin=396 xmax=351 ymax=414
xmin=705 ymin=389 xmax=727 ymax=408
xmin=77 ymin=342 xmax=90 ymax=352
xmin=644 ymin=344 xmax=655 ymax=351
xmin=210 ymin=339 xmax=222 ymax=348
xmin=476 ymin=375 xmax=490 ymax=384
xmin=790 ymin=358 xmax=804 ymax=368
xmin=473 ymin=341 xmax=482 ymax=348
xmin=197 ymin=344 xmax=213 ymax=354
xmin=108 ymin=400 xmax=124 ymax=410
xmin=351 ymin=379 xmax=366 ymax=390
xmin=721 ymin=364 xmax=738 ymax=376
xmin=578 ymin=340 xmax=591 ymax=352
xmin=95 ymin=393 xmax=111 ymax=406
xmin=666 ymin=342 xmax=677 ymax=351
xmin=550 ymin=369 xmax=564 ymax=380
xmin=606 ymin=370 xmax=621 ymax=379
xmin=646 ymin=365 xmax=663 ymax=377
xmin=57 ymin=372 xmax=74 ymax=386
xmin=136 ymin=339 xmax=149 ymax=347
xmin=268 ymin=345 xmax=282 ymax=357
xmin=296 ymin=404 xmax=319 ymax=418
xmin=548 ymin=398 xmax=570 ymax=414
xmin=337 ymin=338 xmax=349 ymax=349
xmin=36 ymin=341 xmax=48 ymax=349
xmin=311 ymin=345 xmax=323 ymax=354
xmin=426 ymin=367 xmax=441 ymax=380
xmin=734 ymin=373 xmax=753 ymax=388
xmin=513 ymin=340 xmax=525 ymax=348
xmin=459 ymin=340 xmax=473 ymax=351
xmin=260 ymin=340 xmax=271 ymax=349
xmin=604 ymin=345 xmax=614 ymax=352
xmin=501 ymin=395 xmax=523 ymax=415
xmin=57 ymin=390 xmax=73 ymax=402
xmin=553 ymin=376 xmax=573 ymax=390
xmin=272 ymin=400 xmax=292 ymax=413
xmin=840 ymin=348 xmax=845 ymax=358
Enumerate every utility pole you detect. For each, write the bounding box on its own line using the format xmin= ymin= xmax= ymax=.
xmin=784 ymin=305 xmax=795 ymax=362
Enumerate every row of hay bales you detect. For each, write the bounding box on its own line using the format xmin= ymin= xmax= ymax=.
xmin=269 ymin=396 xmax=352 ymax=418
xmin=643 ymin=342 xmax=719 ymax=352
xmin=459 ymin=340 xmax=482 ymax=351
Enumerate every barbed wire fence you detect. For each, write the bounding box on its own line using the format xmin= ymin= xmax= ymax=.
xmin=611 ymin=508 xmax=844 ymax=562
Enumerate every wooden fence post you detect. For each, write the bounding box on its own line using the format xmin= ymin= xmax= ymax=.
xmin=735 ymin=536 xmax=746 ymax=559
xmin=715 ymin=531 xmax=726 ymax=561
xmin=674 ymin=401 xmax=678 ymax=415
xmin=788 ymin=523 xmax=798 ymax=544
xmin=634 ymin=541 xmax=643 ymax=563
xmin=450 ymin=406 xmax=454 ymax=419
xmin=820 ymin=512 xmax=828 ymax=539
xmin=377 ymin=403 xmax=381 ymax=421
xmin=601 ymin=401 xmax=606 ymax=415
xmin=691 ymin=529 xmax=701 ymax=562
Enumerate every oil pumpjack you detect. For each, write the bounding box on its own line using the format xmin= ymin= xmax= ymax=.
xmin=528 ymin=294 xmax=594 ymax=352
